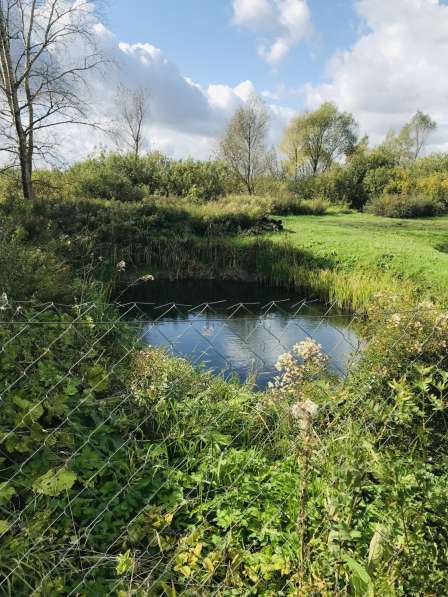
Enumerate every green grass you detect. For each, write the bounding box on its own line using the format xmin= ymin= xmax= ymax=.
xmin=270 ymin=212 xmax=448 ymax=299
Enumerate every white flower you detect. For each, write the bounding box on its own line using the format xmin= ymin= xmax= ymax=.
xmin=135 ymin=274 xmax=155 ymax=283
xmin=291 ymin=400 xmax=319 ymax=421
xmin=291 ymin=400 xmax=319 ymax=432
xmin=293 ymin=339 xmax=327 ymax=364
xmin=116 ymin=260 xmax=126 ymax=272
xmin=0 ymin=292 xmax=9 ymax=311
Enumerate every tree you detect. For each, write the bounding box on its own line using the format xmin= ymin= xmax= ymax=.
xmin=219 ymin=95 xmax=269 ymax=195
xmin=388 ymin=111 xmax=437 ymax=162
xmin=280 ymin=102 xmax=358 ymax=176
xmin=279 ymin=120 xmax=303 ymax=181
xmin=0 ymin=0 xmax=103 ymax=199
xmin=112 ymin=84 xmax=150 ymax=159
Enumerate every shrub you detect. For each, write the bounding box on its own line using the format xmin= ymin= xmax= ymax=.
xmin=415 ymin=173 xmax=448 ymax=207
xmin=66 ymin=153 xmax=232 ymax=202
xmin=67 ymin=154 xmax=147 ymax=201
xmin=367 ymin=193 xmax=442 ymax=218
xmin=271 ymin=195 xmax=330 ymax=215
xmin=289 ymin=168 xmax=348 ymax=205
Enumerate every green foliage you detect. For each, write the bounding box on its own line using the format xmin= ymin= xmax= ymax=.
xmin=287 ymin=142 xmax=448 ymax=215
xmin=1 ymin=139 xmax=448 ymax=594
xmin=367 ymin=193 xmax=442 ymax=218
xmin=280 ymin=102 xmax=358 ymax=176
xmin=0 ymin=152 xmax=234 ymax=203
xmin=271 ymin=195 xmax=330 ymax=215
xmin=69 ymin=151 xmax=230 ymax=202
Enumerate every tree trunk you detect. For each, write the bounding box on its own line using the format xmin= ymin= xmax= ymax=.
xmin=18 ymin=136 xmax=33 ymax=200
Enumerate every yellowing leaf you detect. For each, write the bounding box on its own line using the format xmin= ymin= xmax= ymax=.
xmin=32 ymin=468 xmax=77 ymax=497
xmin=203 ymin=557 xmax=215 ymax=573
xmin=179 ymin=565 xmax=191 ymax=577
xmin=116 ymin=550 xmax=134 ymax=576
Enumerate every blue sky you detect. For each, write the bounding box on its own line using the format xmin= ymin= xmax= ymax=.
xmin=107 ymin=0 xmax=358 ymax=110
xmin=63 ymin=1 xmax=448 ymax=161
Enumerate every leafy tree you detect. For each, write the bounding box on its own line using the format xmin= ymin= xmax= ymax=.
xmin=386 ymin=111 xmax=437 ymax=162
xmin=280 ymin=102 xmax=358 ymax=177
xmin=219 ymin=95 xmax=269 ymax=195
xmin=279 ymin=120 xmax=304 ymax=181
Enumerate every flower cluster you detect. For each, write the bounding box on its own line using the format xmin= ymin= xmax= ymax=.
xmin=271 ymin=338 xmax=328 ymax=394
xmin=291 ymin=399 xmax=320 ymax=432
xmin=0 ymin=292 xmax=9 ymax=311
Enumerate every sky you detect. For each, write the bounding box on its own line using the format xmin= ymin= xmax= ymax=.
xmin=61 ymin=0 xmax=448 ymax=161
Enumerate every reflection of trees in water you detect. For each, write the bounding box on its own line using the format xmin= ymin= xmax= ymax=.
xmin=143 ymin=307 xmax=362 ymax=382
xmin=130 ymin=281 xmax=363 ymax=388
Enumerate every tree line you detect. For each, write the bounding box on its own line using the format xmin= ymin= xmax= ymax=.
xmin=0 ymin=0 xmax=444 ymax=213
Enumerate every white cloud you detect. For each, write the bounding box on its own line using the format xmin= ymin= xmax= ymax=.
xmin=304 ymin=0 xmax=448 ymax=151
xmin=232 ymin=0 xmax=313 ymax=66
xmin=232 ymin=0 xmax=274 ymax=29
xmin=51 ymin=21 xmax=291 ymax=163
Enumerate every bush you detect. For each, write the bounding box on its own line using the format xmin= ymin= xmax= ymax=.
xmin=415 ymin=173 xmax=448 ymax=207
xmin=65 ymin=153 xmax=232 ymax=202
xmin=289 ymin=168 xmax=348 ymax=204
xmin=271 ymin=195 xmax=330 ymax=215
xmin=367 ymin=193 xmax=443 ymax=218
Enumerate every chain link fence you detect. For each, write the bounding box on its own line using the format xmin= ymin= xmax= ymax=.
xmin=0 ymin=297 xmax=446 ymax=594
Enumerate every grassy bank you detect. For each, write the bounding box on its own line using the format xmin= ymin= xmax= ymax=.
xmin=3 ymin=195 xmax=447 ymax=312
xmin=272 ymin=212 xmax=448 ymax=298
xmin=1 ymin=197 xmax=448 ymax=594
xmin=118 ymin=209 xmax=448 ymax=312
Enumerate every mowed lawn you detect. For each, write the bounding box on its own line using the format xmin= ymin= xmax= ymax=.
xmin=274 ymin=212 xmax=448 ymax=296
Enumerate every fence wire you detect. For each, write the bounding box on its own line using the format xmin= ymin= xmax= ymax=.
xmin=0 ymin=297 xmax=446 ymax=595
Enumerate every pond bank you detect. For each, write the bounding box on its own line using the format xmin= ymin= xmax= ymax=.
xmin=108 ymin=236 xmax=415 ymax=314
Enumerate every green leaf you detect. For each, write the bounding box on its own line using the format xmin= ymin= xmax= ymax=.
xmin=0 ymin=482 xmax=16 ymax=505
xmin=116 ymin=550 xmax=134 ymax=576
xmin=12 ymin=396 xmax=44 ymax=421
xmin=32 ymin=468 xmax=77 ymax=497
xmin=342 ymin=554 xmax=374 ymax=596
xmin=368 ymin=525 xmax=388 ymax=568
xmin=86 ymin=364 xmax=109 ymax=393
xmin=0 ymin=520 xmax=10 ymax=535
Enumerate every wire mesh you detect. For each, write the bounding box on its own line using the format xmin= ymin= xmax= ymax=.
xmin=0 ymin=297 xmax=446 ymax=595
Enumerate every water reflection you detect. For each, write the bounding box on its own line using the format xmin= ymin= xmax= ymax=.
xmin=121 ymin=280 xmax=362 ymax=390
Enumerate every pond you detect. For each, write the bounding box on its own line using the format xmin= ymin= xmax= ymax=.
xmin=121 ymin=280 xmax=362 ymax=390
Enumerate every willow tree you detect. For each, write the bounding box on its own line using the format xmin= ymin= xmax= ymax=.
xmin=281 ymin=102 xmax=358 ymax=177
xmin=0 ymin=0 xmax=103 ymax=199
xmin=386 ymin=111 xmax=437 ymax=162
xmin=219 ymin=95 xmax=269 ymax=195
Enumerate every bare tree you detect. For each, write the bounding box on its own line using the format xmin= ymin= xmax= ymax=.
xmin=0 ymin=0 xmax=104 ymax=199
xmin=219 ymin=95 xmax=269 ymax=195
xmin=112 ymin=84 xmax=150 ymax=158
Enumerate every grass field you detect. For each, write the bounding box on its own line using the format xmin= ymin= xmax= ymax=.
xmin=272 ymin=212 xmax=448 ymax=298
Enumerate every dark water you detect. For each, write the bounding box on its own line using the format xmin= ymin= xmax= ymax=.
xmin=122 ymin=280 xmax=362 ymax=389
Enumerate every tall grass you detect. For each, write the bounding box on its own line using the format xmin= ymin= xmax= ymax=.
xmin=112 ymin=237 xmax=415 ymax=312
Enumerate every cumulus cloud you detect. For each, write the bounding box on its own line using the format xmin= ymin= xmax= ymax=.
xmin=232 ymin=0 xmax=274 ymax=29
xmin=232 ymin=0 xmax=313 ymax=66
xmin=38 ymin=7 xmax=297 ymax=165
xmin=52 ymin=21 xmax=289 ymax=162
xmin=304 ymin=0 xmax=448 ymax=150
